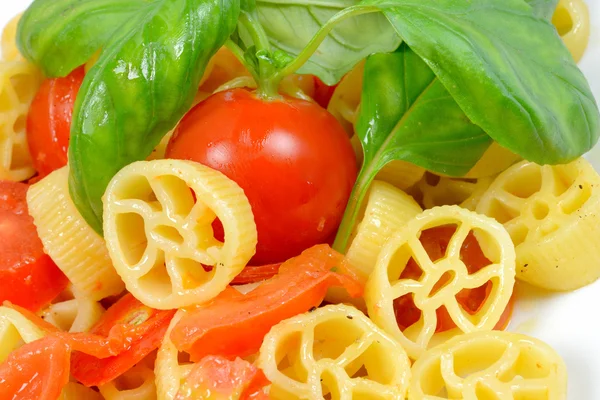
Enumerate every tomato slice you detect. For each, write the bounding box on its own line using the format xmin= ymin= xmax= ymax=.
xmin=69 ymin=293 xmax=175 ymax=386
xmin=0 ymin=336 xmax=70 ymax=400
xmin=26 ymin=67 xmax=84 ymax=177
xmin=171 ymin=244 xmax=363 ymax=361
xmin=175 ymin=356 xmax=269 ymax=400
xmin=393 ymin=227 xmax=514 ymax=332
xmin=0 ymin=181 xmax=29 ymax=214
xmin=0 ymin=207 xmax=68 ymax=312
xmin=231 ymin=263 xmax=281 ymax=285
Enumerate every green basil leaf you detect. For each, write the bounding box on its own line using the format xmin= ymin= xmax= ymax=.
xmin=68 ymin=0 xmax=240 ymax=233
xmin=361 ymin=0 xmax=600 ymax=165
xmin=524 ymin=0 xmax=559 ymax=20
xmin=17 ymin=0 xmax=152 ymax=77
xmin=248 ymin=0 xmax=400 ymax=85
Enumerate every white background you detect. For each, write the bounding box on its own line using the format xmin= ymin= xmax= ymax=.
xmin=2 ymin=1 xmax=600 ymax=397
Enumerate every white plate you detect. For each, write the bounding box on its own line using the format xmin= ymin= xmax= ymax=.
xmin=2 ymin=1 xmax=600 ymax=397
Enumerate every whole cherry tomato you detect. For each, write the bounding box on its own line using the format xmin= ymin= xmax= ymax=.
xmin=166 ymin=88 xmax=357 ymax=264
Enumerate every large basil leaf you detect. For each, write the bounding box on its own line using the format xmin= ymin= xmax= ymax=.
xmin=17 ymin=0 xmax=151 ymax=77
xmin=333 ymin=44 xmax=491 ymax=250
xmin=361 ymin=0 xmax=600 ymax=165
xmin=524 ymin=0 xmax=559 ymax=20
xmin=68 ymin=0 xmax=240 ymax=233
xmin=248 ymin=0 xmax=400 ymax=85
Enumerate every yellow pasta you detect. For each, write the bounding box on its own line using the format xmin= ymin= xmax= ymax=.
xmin=100 ymin=360 xmax=158 ymax=400
xmin=414 ymin=172 xmax=494 ymax=211
xmin=376 ymin=161 xmax=426 ymax=191
xmin=0 ymin=60 xmax=41 ymax=181
xmin=39 ymin=285 xmax=105 ymax=333
xmin=365 ymin=206 xmax=516 ymax=359
xmin=1 ymin=14 xmax=23 ymax=62
xmin=328 ymin=61 xmax=364 ymax=135
xmin=258 ymin=304 xmax=412 ymax=400
xmin=409 ymin=330 xmax=567 ymax=400
xmin=553 ymin=0 xmax=590 ymax=62
xmin=103 ymin=159 xmax=257 ymax=309
xmin=156 ymin=311 xmax=194 ymax=400
xmin=0 ymin=306 xmax=45 ymax=362
xmin=59 ymin=383 xmax=104 ymax=400
xmin=477 ymin=158 xmax=600 ymax=291
xmin=463 ymin=142 xmax=521 ymax=179
xmin=28 ymin=166 xmax=125 ymax=300
xmin=326 ymin=181 xmax=422 ymax=308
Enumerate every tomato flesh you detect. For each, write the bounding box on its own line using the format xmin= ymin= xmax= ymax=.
xmin=166 ymin=88 xmax=357 ymax=264
xmin=393 ymin=227 xmax=514 ymax=332
xmin=0 ymin=336 xmax=70 ymax=400
xmin=171 ymin=245 xmax=363 ymax=361
xmin=26 ymin=67 xmax=84 ymax=177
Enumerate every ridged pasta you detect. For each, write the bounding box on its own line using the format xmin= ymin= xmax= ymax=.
xmin=103 ymin=159 xmax=257 ymax=309
xmin=414 ymin=172 xmax=494 ymax=211
xmin=326 ymin=181 xmax=422 ymax=308
xmin=39 ymin=285 xmax=105 ymax=333
xmin=156 ymin=311 xmax=193 ymax=400
xmin=59 ymin=383 xmax=104 ymax=400
xmin=27 ymin=166 xmax=125 ymax=300
xmin=553 ymin=0 xmax=590 ymax=62
xmin=0 ymin=60 xmax=41 ymax=181
xmin=0 ymin=306 xmax=45 ymax=362
xmin=409 ymin=330 xmax=567 ymax=400
xmin=476 ymin=158 xmax=600 ymax=291
xmin=365 ymin=206 xmax=516 ymax=359
xmin=327 ymin=61 xmax=364 ymax=135
xmin=1 ymin=14 xmax=23 ymax=62
xmin=258 ymin=304 xmax=412 ymax=400
xmin=100 ymin=359 xmax=158 ymax=400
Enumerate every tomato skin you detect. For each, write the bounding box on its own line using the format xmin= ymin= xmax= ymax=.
xmin=26 ymin=67 xmax=85 ymax=177
xmin=166 ymin=89 xmax=357 ymax=264
xmin=231 ymin=263 xmax=281 ymax=285
xmin=0 ymin=336 xmax=70 ymax=400
xmin=0 ymin=181 xmax=68 ymax=312
xmin=171 ymin=245 xmax=363 ymax=361
xmin=313 ymin=76 xmax=338 ymax=108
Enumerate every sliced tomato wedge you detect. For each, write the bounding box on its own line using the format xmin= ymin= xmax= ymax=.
xmin=0 ymin=336 xmax=70 ymax=400
xmin=171 ymin=244 xmax=363 ymax=361
xmin=0 ymin=181 xmax=29 ymax=214
xmin=175 ymin=356 xmax=269 ymax=400
xmin=394 ymin=227 xmax=514 ymax=332
xmin=231 ymin=263 xmax=281 ymax=285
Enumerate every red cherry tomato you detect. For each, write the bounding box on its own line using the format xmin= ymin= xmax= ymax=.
xmin=166 ymin=88 xmax=357 ymax=264
xmin=0 ymin=336 xmax=71 ymax=400
xmin=26 ymin=67 xmax=85 ymax=177
xmin=393 ymin=227 xmax=514 ymax=332
xmin=313 ymin=76 xmax=338 ymax=108
xmin=0 ymin=181 xmax=68 ymax=311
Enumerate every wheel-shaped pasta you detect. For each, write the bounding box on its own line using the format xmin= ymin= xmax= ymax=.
xmin=327 ymin=61 xmax=364 ymax=135
xmin=104 ymin=160 xmax=257 ymax=309
xmin=553 ymin=0 xmax=590 ymax=62
xmin=0 ymin=60 xmax=41 ymax=181
xmin=365 ymin=206 xmax=516 ymax=359
xmin=414 ymin=173 xmax=494 ymax=211
xmin=258 ymin=304 xmax=412 ymax=400
xmin=39 ymin=286 xmax=105 ymax=333
xmin=326 ymin=181 xmax=422 ymax=308
xmin=409 ymin=330 xmax=567 ymax=400
xmin=1 ymin=14 xmax=23 ymax=62
xmin=28 ymin=166 xmax=125 ymax=300
xmin=100 ymin=359 xmax=158 ymax=400
xmin=0 ymin=306 xmax=45 ymax=362
xmin=476 ymin=159 xmax=600 ymax=291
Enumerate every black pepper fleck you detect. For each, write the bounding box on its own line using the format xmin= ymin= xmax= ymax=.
xmin=346 ymin=315 xmax=353 ymax=320
xmin=524 ymin=264 xmax=528 ymax=267
xmin=579 ymin=185 xmax=583 ymax=189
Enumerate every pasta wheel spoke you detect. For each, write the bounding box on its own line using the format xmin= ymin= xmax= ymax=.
xmin=39 ymin=286 xmax=105 ymax=333
xmin=104 ymin=160 xmax=257 ymax=309
xmin=258 ymin=304 xmax=411 ymax=400
xmin=493 ymin=189 xmax=525 ymax=215
xmin=366 ymin=206 xmax=515 ymax=359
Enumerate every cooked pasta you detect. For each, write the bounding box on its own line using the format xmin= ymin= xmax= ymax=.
xmin=27 ymin=166 xmax=125 ymax=300
xmin=156 ymin=311 xmax=193 ymax=400
xmin=0 ymin=60 xmax=41 ymax=181
xmin=409 ymin=330 xmax=567 ymax=400
xmin=0 ymin=306 xmax=45 ymax=362
xmin=365 ymin=206 xmax=516 ymax=359
xmin=477 ymin=158 xmax=600 ymax=291
xmin=1 ymin=14 xmax=23 ymax=62
xmin=553 ymin=0 xmax=590 ymax=62
xmin=376 ymin=161 xmax=426 ymax=191
xmin=100 ymin=360 xmax=158 ymax=400
xmin=103 ymin=159 xmax=257 ymax=309
xmin=39 ymin=285 xmax=105 ymax=333
xmin=326 ymin=180 xmax=422 ymax=307
xmin=327 ymin=61 xmax=364 ymax=135
xmin=258 ymin=304 xmax=412 ymax=400
xmin=463 ymin=142 xmax=521 ymax=179
xmin=414 ymin=172 xmax=494 ymax=211
xmin=59 ymin=383 xmax=104 ymax=400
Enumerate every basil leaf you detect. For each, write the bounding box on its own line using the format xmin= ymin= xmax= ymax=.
xmin=248 ymin=0 xmax=400 ymax=85
xmin=17 ymin=0 xmax=151 ymax=77
xmin=524 ymin=0 xmax=559 ymax=20
xmin=362 ymin=0 xmax=600 ymax=165
xmin=68 ymin=0 xmax=240 ymax=233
